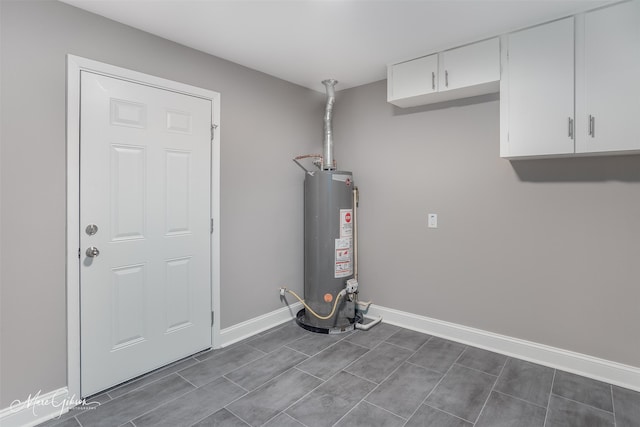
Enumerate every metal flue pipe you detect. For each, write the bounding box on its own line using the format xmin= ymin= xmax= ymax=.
xmin=321 ymin=79 xmax=337 ymax=170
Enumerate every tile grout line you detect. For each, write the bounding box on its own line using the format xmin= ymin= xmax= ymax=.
xmin=120 ymin=375 xmax=198 ymax=426
xmin=400 ymin=343 xmax=468 ymax=426
xmin=76 ymin=374 xmax=195 ymax=426
xmin=261 ymin=410 xmax=309 ymax=427
xmin=543 ymin=369 xmax=557 ymax=427
xmin=338 ymin=331 xmax=408 ymax=376
xmin=277 ymin=338 xmax=384 ymax=425
xmin=190 ymin=345 xmax=276 ymax=390
xmin=222 ymin=405 xmax=253 ymax=427
xmin=292 ymin=366 xmax=325 ymax=382
xmin=278 ymin=366 xmax=360 ymax=419
xmin=209 ymin=382 xmax=252 ymax=415
xmin=243 ymin=323 xmax=314 ymax=354
xmin=492 ymin=388 xmax=549 ymax=410
xmin=330 ymin=400 xmax=391 ymax=427
xmin=221 ymin=374 xmax=251 ymax=393
xmin=200 ymin=343 xmax=269 ymax=364
xmin=287 ymin=332 xmax=357 ymax=363
xmin=282 ymin=411 xmax=312 ymax=427
xmin=293 ymin=334 xmax=354 ymax=353
xmin=329 ymin=330 xmax=420 ymax=426
xmin=337 ymin=369 xmax=381 ymax=387
xmin=422 ymin=402 xmax=476 ymax=425
xmin=222 ymin=362 xmax=331 ymax=426
xmin=283 ymin=342 xmax=319 ymax=358
xmin=105 ymin=356 xmax=200 ymax=398
xmin=610 ymin=385 xmax=617 ymax=427
xmin=357 ymin=345 xmax=428 ymax=420
xmin=195 ymin=344 xmax=240 ymax=361
xmin=404 ymin=359 xmax=446 ymax=374
xmin=413 ymin=334 xmax=434 ymax=353
xmin=550 ymin=393 xmax=617 ymax=416
xmin=228 ymin=363 xmax=306 ymax=400
xmin=472 ymin=354 xmax=509 ymax=425
xmin=382 ymin=339 xmax=429 ymax=353
xmin=322 ymin=342 xmax=377 ymax=378
xmin=272 ymin=332 xmax=328 ymax=354
xmin=362 ymin=399 xmax=410 ymax=422
xmin=448 ymin=347 xmax=488 ymax=424
xmin=176 ymin=371 xmax=199 ymax=388
xmin=451 ymin=361 xmax=500 ymax=378
xmin=346 ymin=343 xmax=415 ymax=375
xmin=187 ymin=406 xmax=244 ymax=427
xmin=197 ymin=345 xmax=268 ymax=363
xmin=222 ymin=346 xmax=311 ymax=391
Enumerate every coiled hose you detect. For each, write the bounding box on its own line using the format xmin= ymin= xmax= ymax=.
xmin=281 ymin=288 xmax=345 ymax=320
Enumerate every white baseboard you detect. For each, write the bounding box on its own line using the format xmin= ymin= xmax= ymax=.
xmin=0 ymin=387 xmax=73 ymax=427
xmin=368 ymin=304 xmax=640 ymax=392
xmin=219 ymin=302 xmax=303 ymax=348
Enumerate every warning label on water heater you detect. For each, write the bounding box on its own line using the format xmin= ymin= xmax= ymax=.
xmin=340 ymin=209 xmax=353 ymax=238
xmin=335 ymin=237 xmax=353 ymax=278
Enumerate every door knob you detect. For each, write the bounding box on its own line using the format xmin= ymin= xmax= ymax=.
xmin=86 ymin=247 xmax=100 ymax=258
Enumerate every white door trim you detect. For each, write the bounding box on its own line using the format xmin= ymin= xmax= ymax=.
xmin=66 ymin=55 xmax=221 ymax=399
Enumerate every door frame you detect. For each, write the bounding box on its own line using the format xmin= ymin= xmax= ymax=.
xmin=66 ymin=55 xmax=221 ymax=398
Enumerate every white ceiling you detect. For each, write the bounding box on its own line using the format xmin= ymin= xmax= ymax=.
xmin=61 ymin=0 xmax=612 ymax=92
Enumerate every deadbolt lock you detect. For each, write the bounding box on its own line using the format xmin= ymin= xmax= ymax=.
xmin=85 ymin=224 xmax=98 ymax=236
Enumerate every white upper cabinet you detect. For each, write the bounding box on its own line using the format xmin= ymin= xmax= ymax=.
xmin=388 ymin=54 xmax=438 ymax=102
xmin=502 ymin=1 xmax=640 ymax=159
xmin=388 ymin=38 xmax=499 ymax=108
xmin=439 ymin=38 xmax=500 ymax=93
xmin=576 ymin=0 xmax=640 ymax=154
xmin=500 ymin=18 xmax=575 ymax=158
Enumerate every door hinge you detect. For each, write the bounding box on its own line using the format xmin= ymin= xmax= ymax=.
xmin=210 ymin=218 xmax=214 ymax=234
xmin=211 ymin=311 xmax=215 ymax=326
xmin=78 ymin=248 xmax=81 ymax=259
xmin=211 ymin=124 xmax=218 ymax=141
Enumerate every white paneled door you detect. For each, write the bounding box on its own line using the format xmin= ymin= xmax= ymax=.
xmin=80 ymin=71 xmax=212 ymax=396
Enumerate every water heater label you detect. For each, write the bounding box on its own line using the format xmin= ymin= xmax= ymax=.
xmin=335 ymin=238 xmax=353 ymax=278
xmin=340 ymin=209 xmax=353 ymax=238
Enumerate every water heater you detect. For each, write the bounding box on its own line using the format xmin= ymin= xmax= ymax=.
xmin=285 ymin=80 xmax=381 ymax=334
xmin=302 ymin=169 xmax=356 ymax=331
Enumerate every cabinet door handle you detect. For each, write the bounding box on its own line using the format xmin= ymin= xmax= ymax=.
xmin=431 ymin=71 xmax=435 ymax=90
xmin=568 ymin=117 xmax=574 ymax=139
xmin=588 ymin=115 xmax=595 ymax=138
xmin=445 ymin=70 xmax=449 ymax=88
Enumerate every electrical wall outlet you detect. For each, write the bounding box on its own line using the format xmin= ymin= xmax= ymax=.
xmin=428 ymin=213 xmax=438 ymax=228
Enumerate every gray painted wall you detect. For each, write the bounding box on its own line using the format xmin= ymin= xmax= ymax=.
xmin=0 ymin=0 xmax=320 ymax=407
xmin=335 ymin=80 xmax=640 ymax=368
xmin=2 ymin=0 xmax=639 ymax=413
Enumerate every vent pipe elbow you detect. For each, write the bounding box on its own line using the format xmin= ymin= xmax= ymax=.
xmin=321 ymin=79 xmax=337 ymax=170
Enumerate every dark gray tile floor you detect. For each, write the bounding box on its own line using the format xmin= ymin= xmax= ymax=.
xmin=38 ymin=321 xmax=640 ymax=427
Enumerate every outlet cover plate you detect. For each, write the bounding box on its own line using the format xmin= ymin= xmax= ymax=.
xmin=428 ymin=213 xmax=438 ymax=228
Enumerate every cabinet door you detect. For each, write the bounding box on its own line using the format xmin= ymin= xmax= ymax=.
xmin=388 ymin=54 xmax=438 ymax=101
xmin=502 ymin=18 xmax=575 ymax=158
xmin=576 ymin=1 xmax=640 ymax=153
xmin=439 ymin=38 xmax=499 ymax=92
